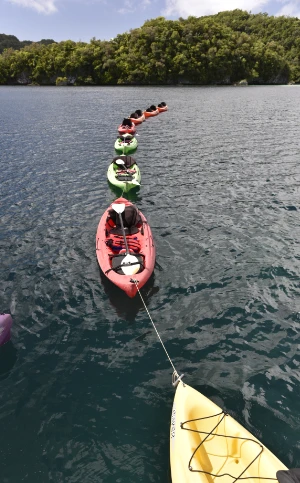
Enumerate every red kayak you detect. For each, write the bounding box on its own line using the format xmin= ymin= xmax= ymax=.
xmin=157 ymin=102 xmax=168 ymax=112
xmin=144 ymin=105 xmax=159 ymax=117
xmin=129 ymin=109 xmax=145 ymax=124
xmin=96 ymin=198 xmax=156 ymax=297
xmin=118 ymin=118 xmax=136 ymax=135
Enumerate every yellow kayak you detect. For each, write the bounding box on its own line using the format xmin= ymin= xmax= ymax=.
xmin=170 ymin=382 xmax=288 ymax=483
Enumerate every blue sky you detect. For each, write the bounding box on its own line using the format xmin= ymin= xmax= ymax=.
xmin=1 ymin=0 xmax=300 ymax=43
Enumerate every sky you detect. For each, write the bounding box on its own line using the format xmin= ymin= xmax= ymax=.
xmin=1 ymin=0 xmax=300 ymax=43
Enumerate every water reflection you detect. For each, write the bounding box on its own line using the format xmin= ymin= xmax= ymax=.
xmin=99 ymin=269 xmax=159 ymax=319
xmin=0 ymin=342 xmax=18 ymax=381
xmin=106 ymin=180 xmax=141 ymax=200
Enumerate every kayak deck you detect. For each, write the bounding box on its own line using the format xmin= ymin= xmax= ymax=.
xmin=96 ymin=198 xmax=155 ymax=297
xmin=170 ymin=383 xmax=287 ymax=483
xmin=107 ymin=161 xmax=141 ymax=192
xmin=114 ymin=137 xmax=138 ymax=154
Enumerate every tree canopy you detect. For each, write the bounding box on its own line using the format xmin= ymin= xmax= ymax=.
xmin=0 ymin=11 xmax=299 ymax=85
xmin=0 ymin=34 xmax=55 ymax=54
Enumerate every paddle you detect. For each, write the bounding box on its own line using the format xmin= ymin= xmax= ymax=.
xmin=111 ymin=203 xmax=140 ymax=275
xmin=115 ymin=159 xmax=140 ymax=186
xmin=122 ymin=133 xmax=132 ymax=141
xmin=120 ymin=133 xmax=133 ymax=155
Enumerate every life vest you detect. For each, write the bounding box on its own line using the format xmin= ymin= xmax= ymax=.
xmin=116 ymin=169 xmax=136 ymax=175
xmin=106 ymin=234 xmax=141 ymax=253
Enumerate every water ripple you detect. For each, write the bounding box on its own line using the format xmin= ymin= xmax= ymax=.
xmin=1 ymin=85 xmax=300 ymax=481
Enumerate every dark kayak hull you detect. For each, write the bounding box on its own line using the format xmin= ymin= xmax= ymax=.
xmin=0 ymin=314 xmax=13 ymax=346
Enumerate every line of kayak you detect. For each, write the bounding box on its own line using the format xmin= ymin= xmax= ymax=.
xmin=97 ymin=102 xmax=168 ymax=297
xmin=1 ymin=102 xmax=296 ymax=483
xmin=113 ymin=102 xmax=168 ymax=167
xmin=95 ymin=101 xmax=297 ymax=483
xmin=113 ymin=103 xmax=168 ymax=174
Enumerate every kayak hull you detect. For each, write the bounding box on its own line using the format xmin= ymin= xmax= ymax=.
xmin=107 ymin=162 xmax=141 ymax=193
xmin=129 ymin=114 xmax=145 ymax=124
xmin=0 ymin=314 xmax=13 ymax=346
xmin=96 ymin=197 xmax=155 ymax=297
xmin=158 ymin=105 xmax=168 ymax=112
xmin=114 ymin=137 xmax=138 ymax=154
xmin=118 ymin=123 xmax=136 ymax=135
xmin=170 ymin=382 xmax=287 ymax=483
xmin=144 ymin=109 xmax=159 ymax=117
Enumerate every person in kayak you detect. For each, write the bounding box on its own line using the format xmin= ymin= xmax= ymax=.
xmin=121 ymin=118 xmax=133 ymax=127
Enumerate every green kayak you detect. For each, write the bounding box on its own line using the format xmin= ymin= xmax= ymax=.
xmin=114 ymin=135 xmax=138 ymax=154
xmin=107 ymin=156 xmax=141 ymax=193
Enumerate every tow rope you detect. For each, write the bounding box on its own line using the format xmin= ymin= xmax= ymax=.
xmin=130 ymin=278 xmax=184 ymax=386
xmin=128 ymin=280 xmax=278 ymax=482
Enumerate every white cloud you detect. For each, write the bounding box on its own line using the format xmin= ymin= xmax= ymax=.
xmin=162 ymin=0 xmax=300 ymax=18
xmin=117 ymin=0 xmax=135 ymax=14
xmin=163 ymin=0 xmax=269 ymax=17
xmin=8 ymin=0 xmax=58 ymax=13
xmin=116 ymin=0 xmax=152 ymax=14
xmin=275 ymin=1 xmax=300 ymax=17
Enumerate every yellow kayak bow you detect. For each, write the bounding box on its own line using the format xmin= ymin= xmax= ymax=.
xmin=170 ymin=382 xmax=287 ymax=483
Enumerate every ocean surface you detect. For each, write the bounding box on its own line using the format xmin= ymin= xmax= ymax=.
xmin=0 ymin=85 xmax=300 ymax=482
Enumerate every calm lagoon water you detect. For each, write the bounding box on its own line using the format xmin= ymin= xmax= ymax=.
xmin=0 ymin=85 xmax=300 ymax=482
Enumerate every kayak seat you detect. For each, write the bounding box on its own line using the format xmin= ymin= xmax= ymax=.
xmin=116 ymin=169 xmax=136 ymax=174
xmin=113 ymin=155 xmax=136 ymax=168
xmin=107 ymin=205 xmax=142 ymax=232
xmin=109 ymin=226 xmax=139 ymax=236
xmin=116 ymin=174 xmax=133 ymax=182
xmin=120 ymin=137 xmax=133 ymax=144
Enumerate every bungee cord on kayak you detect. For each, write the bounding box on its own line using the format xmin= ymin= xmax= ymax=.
xmin=129 ymin=278 xmax=287 ymax=483
xmin=119 ymin=270 xmax=286 ymax=483
xmin=181 ymin=411 xmax=278 ymax=481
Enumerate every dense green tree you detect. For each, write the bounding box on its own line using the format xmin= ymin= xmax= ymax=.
xmin=0 ymin=11 xmax=298 ymax=85
xmin=0 ymin=33 xmax=55 ymax=54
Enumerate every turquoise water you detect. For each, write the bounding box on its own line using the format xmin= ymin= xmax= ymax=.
xmin=0 ymin=85 xmax=300 ymax=482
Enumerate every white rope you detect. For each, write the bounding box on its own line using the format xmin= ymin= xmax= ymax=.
xmin=131 ymin=279 xmax=181 ymax=380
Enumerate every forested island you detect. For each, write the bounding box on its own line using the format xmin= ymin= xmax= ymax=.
xmin=0 ymin=10 xmax=300 ymax=86
xmin=0 ymin=34 xmax=55 ymax=54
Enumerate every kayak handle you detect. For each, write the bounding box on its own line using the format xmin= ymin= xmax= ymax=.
xmin=172 ymin=372 xmax=185 ymax=387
